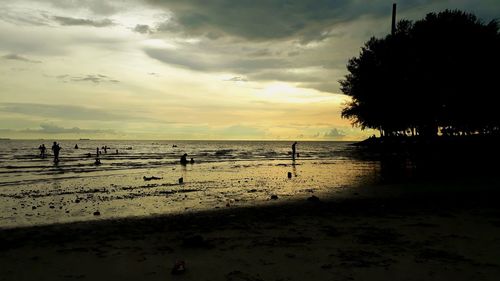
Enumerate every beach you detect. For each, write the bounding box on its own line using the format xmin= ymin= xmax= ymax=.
xmin=1 ymin=140 xmax=500 ymax=280
xmin=2 ymin=1 xmax=499 ymax=279
xmin=1 ymin=183 xmax=500 ymax=281
xmin=0 ymin=141 xmax=379 ymax=228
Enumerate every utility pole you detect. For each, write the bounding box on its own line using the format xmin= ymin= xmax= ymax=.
xmin=391 ymin=3 xmax=397 ymax=35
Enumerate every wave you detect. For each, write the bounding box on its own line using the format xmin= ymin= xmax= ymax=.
xmin=0 ymin=140 xmax=354 ymax=187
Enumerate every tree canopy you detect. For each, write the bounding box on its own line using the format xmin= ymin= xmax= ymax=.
xmin=340 ymin=10 xmax=500 ymax=137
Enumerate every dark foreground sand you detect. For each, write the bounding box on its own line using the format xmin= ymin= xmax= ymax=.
xmin=1 ymin=185 xmax=500 ymax=281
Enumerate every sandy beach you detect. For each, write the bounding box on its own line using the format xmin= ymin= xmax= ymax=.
xmin=2 ymin=1 xmax=499 ymax=279
xmin=0 ymin=140 xmax=380 ymax=228
xmin=2 ymin=181 xmax=500 ymax=281
xmin=2 ymin=141 xmax=500 ymax=280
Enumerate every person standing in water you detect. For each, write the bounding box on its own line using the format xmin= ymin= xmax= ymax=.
xmin=95 ymin=147 xmax=101 ymax=165
xmin=292 ymin=142 xmax=297 ymax=160
xmin=39 ymin=144 xmax=47 ymax=158
xmin=51 ymin=142 xmax=61 ymax=163
xmin=180 ymin=153 xmax=188 ymax=165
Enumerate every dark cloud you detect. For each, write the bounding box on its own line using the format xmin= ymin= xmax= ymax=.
xmin=53 ymin=16 xmax=114 ymax=27
xmin=2 ymin=53 xmax=41 ymax=63
xmin=298 ymin=81 xmax=341 ymax=94
xmin=144 ymin=47 xmax=289 ymax=73
xmin=247 ymin=48 xmax=274 ymax=57
xmin=146 ymin=0 xmax=408 ymax=43
xmin=0 ymin=103 xmax=147 ymax=122
xmin=248 ymin=70 xmax=322 ymax=83
xmin=55 ymin=74 xmax=119 ymax=84
xmin=144 ymin=47 xmax=210 ymax=71
xmin=133 ymin=24 xmax=153 ymax=34
xmin=144 ymin=46 xmax=342 ymax=93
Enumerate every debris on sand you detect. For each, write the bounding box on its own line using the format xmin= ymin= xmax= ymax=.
xmin=182 ymin=235 xmax=212 ymax=248
xmin=143 ymin=176 xmax=162 ymax=181
xmin=171 ymin=260 xmax=186 ymax=275
xmin=307 ymin=195 xmax=320 ymax=202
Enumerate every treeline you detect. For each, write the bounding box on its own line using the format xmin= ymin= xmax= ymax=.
xmin=340 ymin=10 xmax=500 ymax=137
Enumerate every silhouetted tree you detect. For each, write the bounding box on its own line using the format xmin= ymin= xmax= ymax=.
xmin=341 ymin=10 xmax=500 ymax=137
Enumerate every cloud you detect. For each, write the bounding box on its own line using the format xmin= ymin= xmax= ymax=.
xmin=2 ymin=53 xmax=41 ymax=63
xmin=323 ymin=128 xmax=346 ymax=139
xmin=0 ymin=103 xmax=147 ymax=122
xmin=55 ymin=74 xmax=120 ymax=84
xmin=248 ymin=70 xmax=322 ymax=83
xmin=225 ymin=76 xmax=248 ymax=82
xmin=146 ymin=0 xmax=403 ymax=43
xmin=133 ymin=24 xmax=153 ymax=34
xmin=53 ymin=16 xmax=114 ymax=27
xmin=28 ymin=123 xmax=115 ymax=134
xmin=45 ymin=0 xmax=123 ymax=16
xmin=144 ymin=47 xmax=289 ymax=73
xmin=144 ymin=45 xmax=339 ymax=93
xmin=247 ymin=48 xmax=274 ymax=57
xmin=0 ymin=4 xmax=52 ymax=26
xmin=0 ymin=124 xmax=116 ymax=135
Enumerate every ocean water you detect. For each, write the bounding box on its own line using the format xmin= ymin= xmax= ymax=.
xmin=0 ymin=140 xmax=358 ymax=185
xmin=0 ymin=140 xmax=380 ymax=228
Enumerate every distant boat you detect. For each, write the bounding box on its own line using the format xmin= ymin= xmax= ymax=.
xmin=79 ymin=138 xmax=90 ymax=140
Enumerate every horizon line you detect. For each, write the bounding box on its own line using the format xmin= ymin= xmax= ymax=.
xmin=0 ymin=138 xmax=359 ymax=142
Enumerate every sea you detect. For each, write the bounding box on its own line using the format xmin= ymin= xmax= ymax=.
xmin=0 ymin=140 xmax=381 ymax=228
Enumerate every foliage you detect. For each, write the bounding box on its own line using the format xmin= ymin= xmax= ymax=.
xmin=340 ymin=10 xmax=500 ymax=137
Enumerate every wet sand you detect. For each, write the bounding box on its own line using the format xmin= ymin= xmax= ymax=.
xmin=0 ymin=160 xmax=379 ymax=228
xmin=1 ymin=184 xmax=500 ymax=281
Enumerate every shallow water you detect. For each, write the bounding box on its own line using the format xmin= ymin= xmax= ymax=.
xmin=0 ymin=140 xmax=380 ymax=228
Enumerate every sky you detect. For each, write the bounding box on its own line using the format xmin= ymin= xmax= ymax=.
xmin=0 ymin=0 xmax=498 ymax=140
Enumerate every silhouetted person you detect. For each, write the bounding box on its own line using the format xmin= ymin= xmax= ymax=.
xmin=190 ymin=158 xmax=195 ymax=164
xmin=51 ymin=142 xmax=61 ymax=163
xmin=96 ymin=147 xmax=100 ymax=157
xmin=180 ymin=153 xmax=188 ymax=165
xmin=292 ymin=142 xmax=297 ymax=160
xmin=94 ymin=158 xmax=101 ymax=165
xmin=103 ymin=145 xmax=107 ymax=154
xmin=74 ymin=144 xmax=79 ymax=149
xmin=115 ymin=149 xmax=118 ymax=154
xmin=39 ymin=144 xmax=46 ymax=158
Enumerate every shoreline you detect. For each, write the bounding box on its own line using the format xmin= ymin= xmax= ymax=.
xmin=0 ymin=159 xmax=381 ymax=229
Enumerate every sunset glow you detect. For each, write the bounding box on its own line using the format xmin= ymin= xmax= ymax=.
xmin=1 ymin=0 xmax=496 ymax=140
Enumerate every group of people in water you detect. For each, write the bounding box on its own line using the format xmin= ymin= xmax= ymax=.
xmin=38 ymin=141 xmax=299 ymax=165
xmin=38 ymin=142 xmax=61 ymax=163
xmin=38 ymin=142 xmax=114 ymax=165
